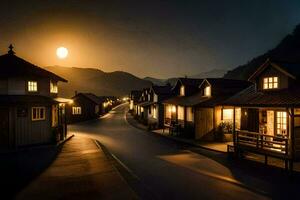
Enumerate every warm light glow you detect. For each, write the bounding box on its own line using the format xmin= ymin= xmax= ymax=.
xmin=263 ymin=77 xmax=278 ymax=89
xmin=172 ymin=105 xmax=176 ymax=113
xmin=223 ymin=109 xmax=233 ymax=122
xmin=204 ymin=86 xmax=211 ymax=96
xmin=56 ymin=47 xmax=68 ymax=59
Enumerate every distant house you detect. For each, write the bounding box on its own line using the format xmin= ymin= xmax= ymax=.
xmin=0 ymin=45 xmax=68 ymax=150
xmin=136 ymin=88 xmax=151 ymax=124
xmin=147 ymin=85 xmax=173 ymax=128
xmin=67 ymin=93 xmax=105 ymax=123
xmin=163 ymin=78 xmax=251 ymax=139
xmin=129 ymin=90 xmax=142 ymax=114
xmin=224 ymin=59 xmax=300 ymax=169
xmin=163 ymin=78 xmax=203 ymax=136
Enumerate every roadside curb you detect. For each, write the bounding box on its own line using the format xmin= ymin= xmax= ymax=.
xmin=56 ymin=134 xmax=75 ymax=147
xmin=125 ymin=111 xmax=227 ymax=154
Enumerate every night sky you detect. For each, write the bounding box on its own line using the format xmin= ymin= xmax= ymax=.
xmin=1 ymin=0 xmax=300 ymax=78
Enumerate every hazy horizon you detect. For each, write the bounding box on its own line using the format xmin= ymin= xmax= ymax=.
xmin=1 ymin=0 xmax=300 ymax=79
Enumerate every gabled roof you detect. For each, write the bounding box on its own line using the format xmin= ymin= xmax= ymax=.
xmin=151 ymin=85 xmax=173 ymax=95
xmin=178 ymin=78 xmax=204 ymax=87
xmin=199 ymin=78 xmax=252 ymax=94
xmin=75 ymin=93 xmax=104 ymax=105
xmin=164 ymin=78 xmax=252 ymax=107
xmin=0 ymin=51 xmax=67 ymax=82
xmin=223 ymin=85 xmax=300 ymax=107
xmin=248 ymin=59 xmax=300 ymax=81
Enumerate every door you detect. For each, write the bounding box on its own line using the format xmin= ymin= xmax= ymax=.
xmin=0 ymin=108 xmax=10 ymax=149
xmin=195 ymin=108 xmax=213 ymax=139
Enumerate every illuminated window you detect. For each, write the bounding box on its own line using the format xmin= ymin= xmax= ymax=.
xmin=32 ymin=107 xmax=45 ymax=121
xmin=186 ymin=107 xmax=194 ymax=122
xmin=141 ymin=107 xmax=144 ymax=112
xmin=72 ymin=107 xmax=82 ymax=115
xmin=204 ymin=86 xmax=211 ymax=96
xmin=153 ymin=106 xmax=157 ymax=119
xmin=235 ymin=108 xmax=241 ymax=130
xmin=180 ymin=86 xmax=185 ymax=96
xmin=178 ymin=106 xmax=184 ymax=120
xmin=263 ymin=77 xmax=278 ymax=89
xmin=223 ymin=109 xmax=233 ymax=123
xmin=28 ymin=81 xmax=37 ymax=92
xmin=50 ymin=81 xmax=58 ymax=93
xmin=276 ymin=111 xmax=287 ymax=136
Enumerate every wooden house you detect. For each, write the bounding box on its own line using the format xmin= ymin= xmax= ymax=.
xmin=0 ymin=45 xmax=68 ymax=150
xmin=193 ymin=78 xmax=252 ymax=140
xmin=163 ymin=78 xmax=203 ymax=137
xmin=146 ymin=85 xmax=173 ymax=128
xmin=224 ymin=59 xmax=300 ymax=169
xmin=66 ymin=93 xmax=105 ymax=123
xmin=136 ymin=88 xmax=151 ymax=124
xmin=129 ymin=90 xmax=142 ymax=114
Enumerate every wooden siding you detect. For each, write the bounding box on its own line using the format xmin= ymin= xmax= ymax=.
xmin=256 ymin=66 xmax=289 ymax=90
xmin=195 ymin=107 xmax=214 ymax=139
xmin=14 ymin=105 xmax=52 ymax=146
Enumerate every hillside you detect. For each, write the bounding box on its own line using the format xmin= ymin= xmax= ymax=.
xmin=224 ymin=24 xmax=300 ymax=80
xmin=144 ymin=69 xmax=227 ymax=86
xmin=45 ymin=66 xmax=152 ymax=98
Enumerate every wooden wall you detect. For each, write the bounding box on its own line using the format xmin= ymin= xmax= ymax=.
xmin=14 ymin=105 xmax=52 ymax=146
xmin=194 ymin=107 xmax=214 ymax=140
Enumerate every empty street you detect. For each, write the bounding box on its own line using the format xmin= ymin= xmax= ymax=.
xmin=69 ymin=103 xmax=298 ymax=200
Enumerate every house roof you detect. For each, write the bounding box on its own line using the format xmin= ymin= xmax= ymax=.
xmin=151 ymin=85 xmax=173 ymax=95
xmin=164 ymin=78 xmax=252 ymax=107
xmin=178 ymin=78 xmax=204 ymax=87
xmin=75 ymin=93 xmax=105 ymax=105
xmin=0 ymin=95 xmax=58 ymax=105
xmin=0 ymin=50 xmax=67 ymax=82
xmin=248 ymin=59 xmax=300 ymax=81
xmin=223 ymin=85 xmax=300 ymax=107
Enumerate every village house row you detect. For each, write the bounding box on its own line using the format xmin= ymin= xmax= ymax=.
xmin=0 ymin=45 xmax=119 ymax=151
xmin=130 ymin=59 xmax=300 ymax=170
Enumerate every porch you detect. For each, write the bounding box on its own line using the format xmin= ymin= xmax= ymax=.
xmin=236 ymin=130 xmax=290 ymax=159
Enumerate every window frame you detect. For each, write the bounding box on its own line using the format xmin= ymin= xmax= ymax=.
xmin=28 ymin=81 xmax=38 ymax=92
xmin=72 ymin=106 xmax=82 ymax=115
xmin=50 ymin=80 xmax=58 ymax=94
xmin=32 ymin=107 xmax=46 ymax=121
xmin=263 ymin=76 xmax=279 ymax=90
xmin=276 ymin=111 xmax=287 ymax=136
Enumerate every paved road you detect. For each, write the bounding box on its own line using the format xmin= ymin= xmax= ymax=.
xmin=69 ymin=103 xmax=294 ymax=200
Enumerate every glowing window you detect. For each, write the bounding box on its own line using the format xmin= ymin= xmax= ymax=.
xmin=178 ymin=106 xmax=184 ymax=120
xmin=263 ymin=77 xmax=278 ymax=89
xmin=180 ymin=86 xmax=185 ymax=96
xmin=223 ymin=109 xmax=233 ymax=122
xmin=204 ymin=86 xmax=211 ymax=96
xmin=32 ymin=107 xmax=45 ymax=121
xmin=50 ymin=81 xmax=58 ymax=93
xmin=72 ymin=107 xmax=82 ymax=115
xmin=28 ymin=81 xmax=37 ymax=92
xmin=276 ymin=111 xmax=287 ymax=136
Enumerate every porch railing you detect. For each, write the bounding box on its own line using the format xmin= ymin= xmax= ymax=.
xmin=236 ymin=130 xmax=290 ymax=157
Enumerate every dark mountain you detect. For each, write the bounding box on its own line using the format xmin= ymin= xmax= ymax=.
xmin=145 ymin=69 xmax=227 ymax=87
xmin=45 ymin=66 xmax=152 ymax=98
xmin=224 ymin=24 xmax=300 ymax=80
xmin=143 ymin=77 xmax=165 ymax=86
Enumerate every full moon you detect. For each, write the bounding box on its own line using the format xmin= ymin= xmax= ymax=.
xmin=56 ymin=47 xmax=68 ymax=59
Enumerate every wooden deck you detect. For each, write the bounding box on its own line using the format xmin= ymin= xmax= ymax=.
xmin=236 ymin=130 xmax=291 ymax=159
